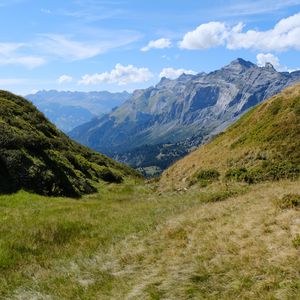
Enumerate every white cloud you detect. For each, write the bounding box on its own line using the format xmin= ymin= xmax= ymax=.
xmin=159 ymin=67 xmax=196 ymax=79
xmin=141 ymin=38 xmax=171 ymax=52
xmin=79 ymin=63 xmax=153 ymax=85
xmin=256 ymin=53 xmax=299 ymax=72
xmin=256 ymin=53 xmax=280 ymax=69
xmin=180 ymin=12 xmax=300 ymax=52
xmin=179 ymin=22 xmax=228 ymax=50
xmin=0 ymin=42 xmax=45 ymax=68
xmin=37 ymin=34 xmax=107 ymax=61
xmin=37 ymin=33 xmax=140 ymax=61
xmin=227 ymin=13 xmax=300 ymax=51
xmin=58 ymin=74 xmax=73 ymax=84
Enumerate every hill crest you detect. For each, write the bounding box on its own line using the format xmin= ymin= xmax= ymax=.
xmin=0 ymin=91 xmax=138 ymax=197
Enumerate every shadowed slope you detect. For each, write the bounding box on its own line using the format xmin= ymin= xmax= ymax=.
xmin=0 ymin=91 xmax=139 ymax=197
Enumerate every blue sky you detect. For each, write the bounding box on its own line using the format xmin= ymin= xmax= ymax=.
xmin=0 ymin=0 xmax=299 ymax=95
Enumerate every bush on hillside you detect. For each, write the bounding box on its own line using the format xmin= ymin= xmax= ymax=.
xmin=189 ymin=169 xmax=220 ymax=187
xmin=225 ymin=162 xmax=300 ymax=184
xmin=275 ymin=194 xmax=300 ymax=210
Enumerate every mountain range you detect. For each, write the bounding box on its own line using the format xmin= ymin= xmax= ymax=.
xmin=160 ymin=83 xmax=300 ymax=190
xmin=26 ymin=90 xmax=130 ymax=132
xmin=70 ymin=58 xmax=300 ymax=176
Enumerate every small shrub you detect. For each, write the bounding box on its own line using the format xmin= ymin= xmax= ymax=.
xmin=263 ymin=162 xmax=300 ymax=181
xmin=269 ymin=99 xmax=282 ymax=115
xmin=98 ymin=168 xmax=123 ymax=183
xmin=196 ymin=169 xmax=220 ymax=180
xmin=225 ymin=167 xmax=248 ymax=181
xmin=275 ymin=194 xmax=300 ymax=210
xmin=293 ymin=99 xmax=300 ymax=115
xmin=226 ymin=163 xmax=300 ymax=184
xmin=189 ymin=169 xmax=220 ymax=186
xmin=292 ymin=234 xmax=300 ymax=248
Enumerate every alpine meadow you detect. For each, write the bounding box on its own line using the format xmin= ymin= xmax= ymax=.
xmin=1 ymin=1 xmax=300 ymax=299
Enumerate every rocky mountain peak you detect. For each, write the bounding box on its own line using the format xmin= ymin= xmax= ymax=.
xmin=264 ymin=62 xmax=276 ymax=72
xmin=227 ymin=58 xmax=255 ymax=69
xmin=70 ymin=58 xmax=300 ymax=176
xmin=155 ymin=77 xmax=172 ymax=88
xmin=178 ymin=73 xmax=195 ymax=81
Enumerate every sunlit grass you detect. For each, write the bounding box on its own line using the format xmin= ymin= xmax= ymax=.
xmin=1 ymin=180 xmax=300 ymax=299
xmin=0 ymin=180 xmax=244 ymax=299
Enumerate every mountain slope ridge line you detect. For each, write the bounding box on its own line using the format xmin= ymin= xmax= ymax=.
xmin=70 ymin=58 xmax=300 ymax=176
xmin=160 ymin=83 xmax=300 ymax=190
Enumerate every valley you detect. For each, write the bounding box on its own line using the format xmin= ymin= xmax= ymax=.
xmin=69 ymin=59 xmax=300 ymax=176
xmin=26 ymin=90 xmax=130 ymax=132
xmin=2 ymin=1 xmax=300 ymax=299
xmin=1 ymin=83 xmax=300 ymax=299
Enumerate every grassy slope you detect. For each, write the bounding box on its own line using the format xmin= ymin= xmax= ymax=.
xmin=0 ymin=91 xmax=139 ymax=197
xmin=2 ymin=85 xmax=300 ymax=299
xmin=1 ymin=179 xmax=300 ymax=299
xmin=160 ymin=83 xmax=300 ymax=190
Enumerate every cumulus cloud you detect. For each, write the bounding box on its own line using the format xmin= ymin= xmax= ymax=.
xmin=179 ymin=22 xmax=229 ymax=50
xmin=58 ymin=74 xmax=73 ymax=84
xmin=159 ymin=67 xmax=196 ymax=79
xmin=256 ymin=53 xmax=299 ymax=72
xmin=256 ymin=53 xmax=280 ymax=69
xmin=141 ymin=38 xmax=171 ymax=52
xmin=227 ymin=13 xmax=300 ymax=51
xmin=79 ymin=63 xmax=153 ymax=85
xmin=180 ymin=12 xmax=300 ymax=52
xmin=0 ymin=42 xmax=45 ymax=68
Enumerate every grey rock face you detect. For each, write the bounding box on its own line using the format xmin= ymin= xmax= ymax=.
xmin=69 ymin=58 xmax=300 ymax=173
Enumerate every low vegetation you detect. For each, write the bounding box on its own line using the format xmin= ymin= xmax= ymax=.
xmin=275 ymin=193 xmax=300 ymax=210
xmin=189 ymin=169 xmax=220 ymax=187
xmin=0 ymin=91 xmax=139 ymax=197
xmin=1 ymin=83 xmax=300 ymax=299
xmin=0 ymin=179 xmax=300 ymax=299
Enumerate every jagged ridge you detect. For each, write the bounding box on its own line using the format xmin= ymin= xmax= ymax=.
xmin=70 ymin=58 xmax=300 ymax=175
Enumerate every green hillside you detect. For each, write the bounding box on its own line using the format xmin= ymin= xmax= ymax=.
xmin=0 ymin=91 xmax=139 ymax=197
xmin=161 ymin=83 xmax=300 ymax=189
xmin=1 ymin=87 xmax=300 ymax=299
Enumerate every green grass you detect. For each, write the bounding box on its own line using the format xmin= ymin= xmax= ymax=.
xmin=0 ymin=180 xmax=245 ymax=299
xmin=1 ymin=179 xmax=300 ymax=299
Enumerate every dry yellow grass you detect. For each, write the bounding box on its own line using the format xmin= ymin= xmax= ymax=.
xmin=23 ymin=180 xmax=298 ymax=300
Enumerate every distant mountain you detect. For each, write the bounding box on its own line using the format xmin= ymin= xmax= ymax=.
xmin=70 ymin=59 xmax=300 ymax=175
xmin=26 ymin=90 xmax=131 ymax=132
xmin=160 ymin=83 xmax=300 ymax=189
xmin=0 ymin=91 xmax=139 ymax=197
